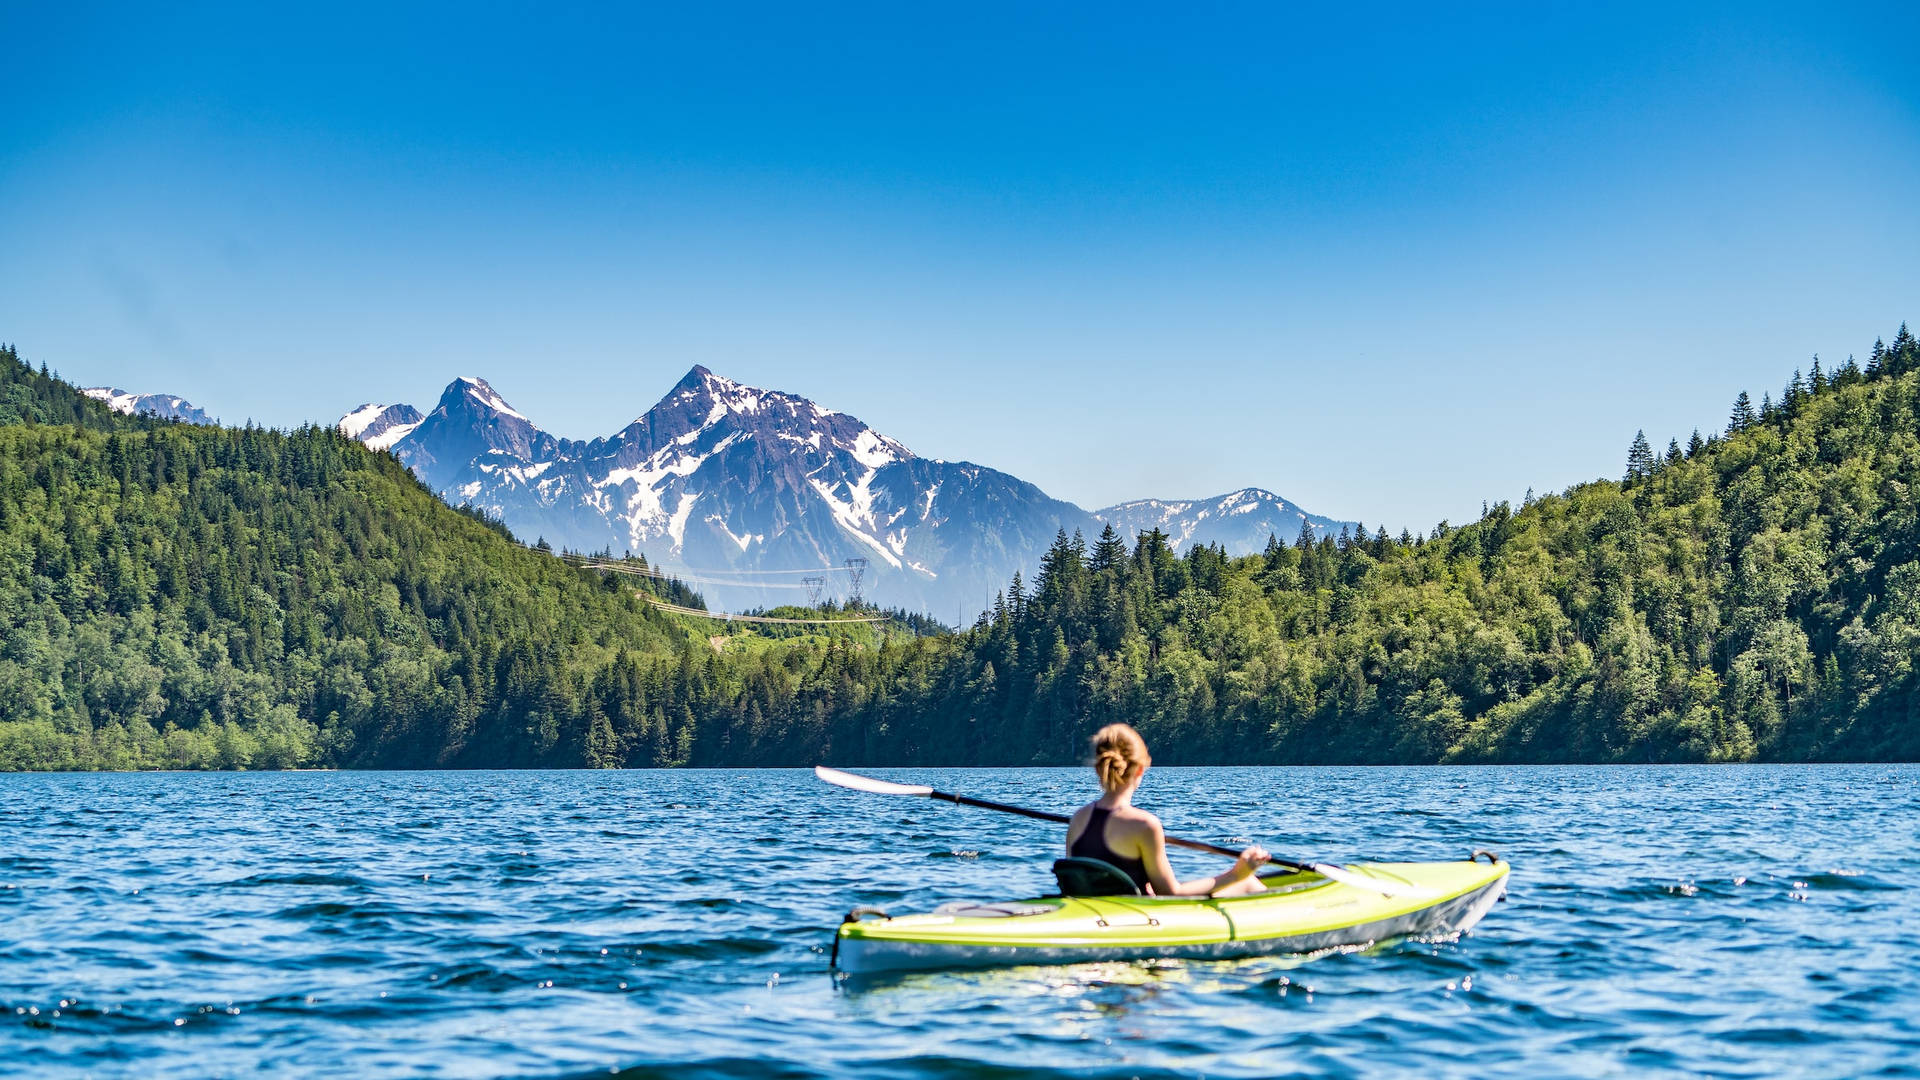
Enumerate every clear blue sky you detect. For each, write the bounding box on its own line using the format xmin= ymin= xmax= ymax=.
xmin=5 ymin=3 xmax=1919 ymax=529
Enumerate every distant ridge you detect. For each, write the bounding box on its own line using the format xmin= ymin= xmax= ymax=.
xmin=80 ymin=387 xmax=215 ymax=425
xmin=1093 ymin=488 xmax=1349 ymax=551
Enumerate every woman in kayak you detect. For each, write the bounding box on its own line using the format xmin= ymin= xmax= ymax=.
xmin=1066 ymin=723 xmax=1269 ymax=896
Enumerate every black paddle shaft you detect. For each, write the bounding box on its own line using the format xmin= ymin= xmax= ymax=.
xmin=926 ymin=788 xmax=1311 ymax=874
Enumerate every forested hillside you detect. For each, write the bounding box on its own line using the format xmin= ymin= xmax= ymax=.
xmin=1 ymin=332 xmax=1916 ymax=770
xmin=0 ymin=345 xmax=733 ymax=769
xmin=677 ymin=333 xmax=1920 ymax=766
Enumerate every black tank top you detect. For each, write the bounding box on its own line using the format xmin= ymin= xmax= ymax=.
xmin=1070 ymin=806 xmax=1151 ymax=892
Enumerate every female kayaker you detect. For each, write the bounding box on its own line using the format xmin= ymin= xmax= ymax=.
xmin=1066 ymin=723 xmax=1269 ymax=896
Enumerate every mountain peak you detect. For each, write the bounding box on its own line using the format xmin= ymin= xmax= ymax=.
xmin=665 ymin=364 xmax=746 ymax=403
xmin=437 ymin=376 xmax=529 ymax=422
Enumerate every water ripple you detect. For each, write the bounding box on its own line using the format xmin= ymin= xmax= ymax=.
xmin=0 ymin=765 xmax=1916 ymax=1078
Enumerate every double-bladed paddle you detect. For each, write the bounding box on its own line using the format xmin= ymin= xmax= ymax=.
xmin=813 ymin=765 xmax=1428 ymax=898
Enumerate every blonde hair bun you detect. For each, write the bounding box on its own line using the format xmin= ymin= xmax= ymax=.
xmin=1090 ymin=723 xmax=1149 ymax=793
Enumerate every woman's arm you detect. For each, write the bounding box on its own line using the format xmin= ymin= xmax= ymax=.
xmin=1138 ymin=817 xmax=1267 ymax=896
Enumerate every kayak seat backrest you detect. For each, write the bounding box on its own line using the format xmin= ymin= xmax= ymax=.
xmin=1052 ymin=857 xmax=1142 ymax=897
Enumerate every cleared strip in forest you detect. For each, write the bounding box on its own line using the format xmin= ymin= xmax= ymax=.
xmin=639 ymin=597 xmax=887 ymax=625
xmin=572 ymin=559 xmax=814 ymax=589
xmin=532 ymin=547 xmax=883 ymax=624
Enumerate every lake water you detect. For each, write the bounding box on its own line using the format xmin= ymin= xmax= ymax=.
xmin=2 ymin=765 xmax=1916 ymax=1078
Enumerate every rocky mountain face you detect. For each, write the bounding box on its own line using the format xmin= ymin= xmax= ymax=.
xmin=337 ymin=402 xmax=424 ymax=451
xmin=80 ymin=387 xmax=215 ymax=424
xmin=342 ymin=368 xmax=1354 ymax=621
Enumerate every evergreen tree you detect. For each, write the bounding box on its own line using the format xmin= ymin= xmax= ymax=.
xmin=1625 ymin=430 xmax=1655 ymax=481
xmin=1687 ymin=429 xmax=1706 ymax=457
xmin=1261 ymin=533 xmax=1284 ymax=568
xmin=1892 ymin=323 xmax=1918 ymax=374
xmin=1090 ymin=523 xmax=1127 ymax=574
xmin=1665 ymin=438 xmax=1683 ymax=466
xmin=1729 ymin=391 xmax=1757 ymax=433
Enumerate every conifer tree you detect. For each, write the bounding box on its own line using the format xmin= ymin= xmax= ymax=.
xmin=1687 ymin=429 xmax=1705 ymax=456
xmin=1868 ymin=339 xmax=1887 ymax=375
xmin=1665 ymin=438 xmax=1683 ymax=466
xmin=1729 ymin=392 xmax=1756 ymax=433
xmin=1625 ymin=430 xmax=1654 ymax=481
xmin=1090 ymin=523 xmax=1127 ymax=574
xmin=1893 ymin=323 xmax=1918 ymax=374
xmin=1262 ymin=533 xmax=1284 ymax=567
xmin=1809 ymin=356 xmax=1826 ymax=393
xmin=1761 ymin=392 xmax=1775 ymax=422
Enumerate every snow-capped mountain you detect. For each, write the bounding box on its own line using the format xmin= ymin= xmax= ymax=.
xmin=81 ymin=387 xmax=215 ymax=424
xmin=1093 ymin=489 xmax=1345 ymax=553
xmin=337 ymin=402 xmax=424 ymax=451
xmin=345 ymin=368 xmax=1353 ymax=621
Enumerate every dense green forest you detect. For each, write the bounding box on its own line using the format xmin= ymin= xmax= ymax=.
xmin=0 ymin=345 xmax=709 ymax=768
xmin=0 ymin=332 xmax=1915 ymax=770
xmin=621 ymin=333 xmax=1920 ymax=766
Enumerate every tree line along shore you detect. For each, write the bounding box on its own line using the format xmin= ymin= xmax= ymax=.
xmin=0 ymin=334 xmax=1915 ymax=770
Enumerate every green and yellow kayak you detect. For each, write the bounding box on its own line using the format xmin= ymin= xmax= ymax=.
xmin=833 ymin=856 xmax=1509 ymax=975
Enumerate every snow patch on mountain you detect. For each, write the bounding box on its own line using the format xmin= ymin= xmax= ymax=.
xmin=454 ymin=377 xmax=527 ymax=421
xmin=338 ymin=403 xmax=425 ymax=451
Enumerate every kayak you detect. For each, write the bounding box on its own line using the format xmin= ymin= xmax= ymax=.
xmin=832 ymin=855 xmax=1509 ymax=975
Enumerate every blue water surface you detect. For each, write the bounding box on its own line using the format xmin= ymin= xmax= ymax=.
xmin=1 ymin=765 xmax=1916 ymax=1079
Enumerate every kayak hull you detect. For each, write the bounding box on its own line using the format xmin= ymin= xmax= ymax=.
xmin=835 ymin=858 xmax=1509 ymax=975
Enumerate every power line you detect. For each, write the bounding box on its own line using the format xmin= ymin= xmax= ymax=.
xmin=641 ymin=597 xmax=886 ymax=625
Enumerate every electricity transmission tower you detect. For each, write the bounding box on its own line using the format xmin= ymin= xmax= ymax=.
xmin=803 ymin=575 xmax=826 ymax=607
xmin=843 ymin=557 xmax=869 ymax=606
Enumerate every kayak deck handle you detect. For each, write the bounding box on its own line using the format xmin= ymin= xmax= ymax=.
xmin=831 ymin=907 xmax=892 ymax=970
xmin=1470 ymin=850 xmax=1500 ymax=865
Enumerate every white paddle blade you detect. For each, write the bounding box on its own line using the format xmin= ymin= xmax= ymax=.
xmin=814 ymin=765 xmax=935 ymax=798
xmin=1311 ymin=862 xmax=1435 ymax=899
